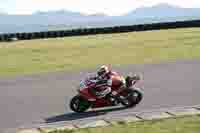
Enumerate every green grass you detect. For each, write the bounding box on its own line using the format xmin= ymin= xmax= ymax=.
xmin=49 ymin=115 xmax=200 ymax=133
xmin=1 ymin=28 xmax=200 ymax=76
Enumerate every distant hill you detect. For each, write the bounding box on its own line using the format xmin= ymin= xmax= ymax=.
xmin=1 ymin=3 xmax=200 ymax=33
xmin=126 ymin=3 xmax=200 ymax=18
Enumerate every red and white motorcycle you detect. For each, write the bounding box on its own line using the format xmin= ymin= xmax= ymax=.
xmin=69 ymin=74 xmax=143 ymax=113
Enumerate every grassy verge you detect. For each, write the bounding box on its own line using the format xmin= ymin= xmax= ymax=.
xmin=49 ymin=115 xmax=200 ymax=133
xmin=1 ymin=28 xmax=200 ymax=76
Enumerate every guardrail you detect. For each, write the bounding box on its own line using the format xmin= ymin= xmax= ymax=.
xmin=1 ymin=19 xmax=200 ymax=42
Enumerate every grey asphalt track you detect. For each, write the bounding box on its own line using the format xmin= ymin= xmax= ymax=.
xmin=0 ymin=60 xmax=200 ymax=132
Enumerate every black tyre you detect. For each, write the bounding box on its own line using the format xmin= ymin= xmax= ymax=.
xmin=120 ymin=88 xmax=143 ymax=108
xmin=70 ymin=95 xmax=91 ymax=113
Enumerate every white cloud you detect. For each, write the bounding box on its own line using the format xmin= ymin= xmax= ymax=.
xmin=5 ymin=0 xmax=200 ymax=15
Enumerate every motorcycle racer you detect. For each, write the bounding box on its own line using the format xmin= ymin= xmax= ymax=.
xmin=89 ymin=65 xmax=126 ymax=104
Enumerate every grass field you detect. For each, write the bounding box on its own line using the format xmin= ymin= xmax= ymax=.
xmin=49 ymin=115 xmax=200 ymax=133
xmin=1 ymin=28 xmax=200 ymax=76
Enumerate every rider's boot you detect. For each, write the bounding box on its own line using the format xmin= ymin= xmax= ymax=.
xmin=106 ymin=93 xmax=118 ymax=106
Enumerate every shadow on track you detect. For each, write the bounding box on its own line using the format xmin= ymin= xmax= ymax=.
xmin=45 ymin=106 xmax=127 ymax=123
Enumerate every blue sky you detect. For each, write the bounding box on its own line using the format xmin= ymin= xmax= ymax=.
xmin=0 ymin=0 xmax=16 ymax=13
xmin=1 ymin=0 xmax=200 ymax=16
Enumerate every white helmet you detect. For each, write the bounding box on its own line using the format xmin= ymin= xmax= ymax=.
xmin=97 ymin=65 xmax=110 ymax=78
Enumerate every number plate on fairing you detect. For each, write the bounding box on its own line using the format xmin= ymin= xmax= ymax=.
xmin=79 ymin=80 xmax=87 ymax=90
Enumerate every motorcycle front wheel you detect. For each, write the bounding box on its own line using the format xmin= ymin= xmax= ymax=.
xmin=70 ymin=95 xmax=91 ymax=113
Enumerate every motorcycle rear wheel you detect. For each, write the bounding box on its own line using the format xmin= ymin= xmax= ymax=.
xmin=70 ymin=95 xmax=91 ymax=113
xmin=120 ymin=88 xmax=143 ymax=108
